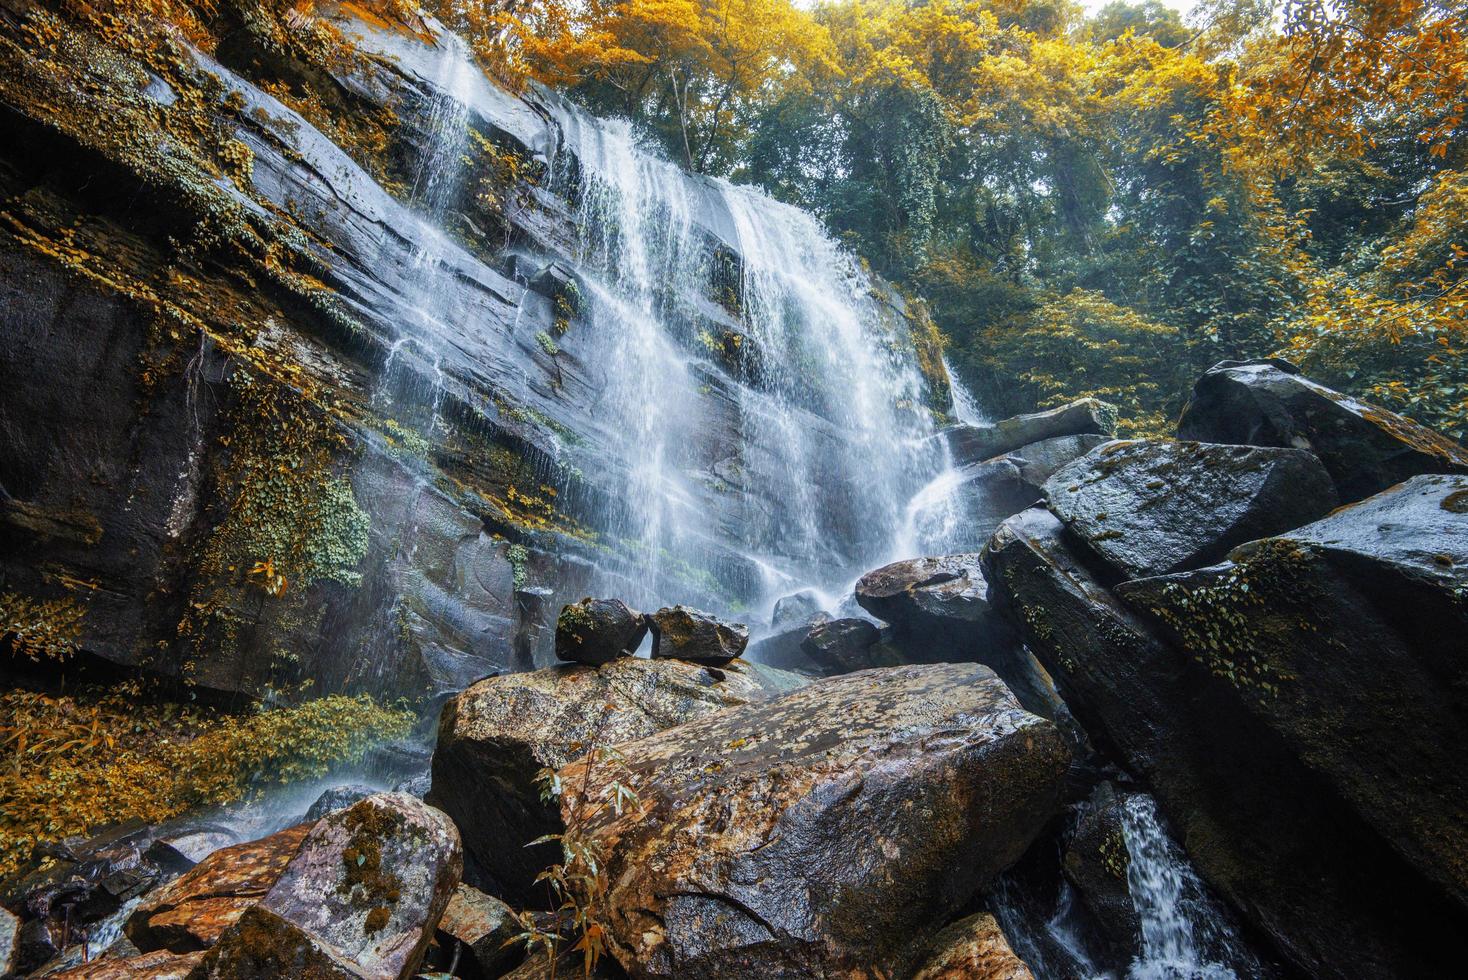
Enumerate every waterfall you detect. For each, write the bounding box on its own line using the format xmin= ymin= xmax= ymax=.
xmin=945 ymin=354 xmax=988 ymax=424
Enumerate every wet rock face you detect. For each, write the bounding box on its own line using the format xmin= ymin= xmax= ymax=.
xmin=770 ymin=589 xmax=823 ymax=628
xmin=1119 ymin=474 xmax=1468 ymax=918
xmin=855 ymin=553 xmax=992 ymax=646
xmin=910 ymin=913 xmax=1034 ymax=980
xmin=558 ymin=663 xmax=1070 ymax=979
xmin=432 ymin=884 xmax=521 ymax=978
xmin=797 ymin=617 xmax=889 ymax=675
xmin=647 ymin=605 xmax=749 ymax=665
xmin=1176 ymin=360 xmax=1468 ymax=501
xmin=945 ymin=398 xmax=1116 ymax=467
xmin=555 ymin=598 xmax=648 ymax=665
xmin=1062 ymin=793 xmax=1140 ymax=954
xmin=196 ymin=793 xmax=461 ymax=980
xmin=1043 ymin=439 xmax=1338 ymax=580
xmin=427 ymin=657 xmax=784 ymax=903
xmin=307 ymin=786 xmax=379 ymax=822
xmin=126 ymin=823 xmax=313 ymax=953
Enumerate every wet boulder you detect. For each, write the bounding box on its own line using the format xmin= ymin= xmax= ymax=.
xmin=1118 ymin=474 xmax=1468 ymax=917
xmin=428 ymin=657 xmax=786 ymax=903
xmin=195 ymin=793 xmax=460 ymax=979
xmin=945 ymin=399 xmax=1116 ymax=467
xmin=1176 ymin=360 xmax=1468 ymax=501
xmin=797 ymin=617 xmax=889 ymax=675
xmin=1043 ymin=439 xmax=1337 ymax=580
xmin=855 ymin=553 xmax=990 ymax=642
xmin=647 ymin=605 xmax=748 ymax=666
xmin=557 ymin=663 xmax=1070 ymax=979
xmin=746 ymin=613 xmax=830 ymax=673
xmin=554 ymin=598 xmax=648 ymax=665
xmin=910 ymin=913 xmax=1034 ymax=980
xmin=306 ymin=786 xmax=379 ymax=822
xmin=127 ymin=823 xmax=313 ymax=953
xmin=770 ymin=589 xmax=823 ymax=629
xmin=984 ymin=505 xmax=1468 ymax=976
xmin=1062 ymin=791 xmax=1140 ymax=953
xmin=431 ymin=883 xmax=520 ymax=978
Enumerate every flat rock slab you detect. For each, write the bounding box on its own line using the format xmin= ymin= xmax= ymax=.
xmin=49 ymin=948 xmax=204 ymax=978
xmin=559 ymin=663 xmax=1069 ymax=979
xmin=428 ymin=657 xmax=788 ymax=902
xmin=1044 ymin=439 xmax=1337 ymax=579
xmin=1176 ymin=360 xmax=1468 ymax=501
xmin=126 ymin=823 xmax=313 ymax=952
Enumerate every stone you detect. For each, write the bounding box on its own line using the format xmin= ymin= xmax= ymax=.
xmin=1176 ymin=360 xmax=1468 ymax=501
xmin=854 ymin=553 xmax=1000 ymax=657
xmin=557 ymin=663 xmax=1070 ymax=979
xmin=554 ymin=598 xmax=648 ymax=665
xmin=428 ymin=657 xmax=786 ymax=903
xmin=126 ymin=823 xmax=313 ymax=953
xmin=306 ymin=786 xmax=379 ymax=822
xmin=1042 ymin=439 xmax=1338 ymax=579
xmin=797 ymin=617 xmax=889 ymax=674
xmin=647 ymin=605 xmax=749 ymax=665
xmin=1118 ymin=474 xmax=1468 ymax=918
xmin=1 ymin=907 xmax=17 ymax=976
xmin=433 ymin=883 xmax=520 ymax=978
xmin=944 ymin=399 xmax=1117 ymax=467
xmin=1062 ymin=791 xmax=1140 ymax=953
xmin=909 ymin=913 xmax=1034 ymax=980
xmin=47 ymin=947 xmax=205 ymax=979
xmin=770 ymin=589 xmax=823 ymax=628
xmin=984 ymin=505 xmax=1468 ymax=976
xmin=745 ymin=614 xmax=830 ymax=672
xmin=993 ymin=433 xmax=1111 ymax=488
xmin=194 ymin=794 xmax=461 ymax=979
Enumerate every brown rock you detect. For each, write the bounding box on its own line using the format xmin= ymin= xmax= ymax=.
xmin=647 ymin=605 xmax=748 ymax=665
xmin=910 ymin=913 xmax=1034 ymax=980
xmin=434 ymin=883 xmax=520 ymax=977
xmin=49 ymin=947 xmax=205 ymax=979
xmin=126 ymin=823 xmax=313 ymax=952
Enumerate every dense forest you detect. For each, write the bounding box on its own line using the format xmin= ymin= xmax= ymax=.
xmin=430 ymin=0 xmax=1468 ymax=435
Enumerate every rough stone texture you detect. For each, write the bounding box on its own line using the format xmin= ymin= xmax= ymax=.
xmin=0 ymin=907 xmax=16 ymax=976
xmin=984 ymin=505 xmax=1468 ymax=977
xmin=854 ymin=554 xmax=992 ymax=648
xmin=771 ymin=590 xmax=823 ymax=628
xmin=127 ymin=823 xmax=313 ymax=953
xmin=746 ymin=614 xmax=830 ymax=673
xmin=1119 ymin=474 xmax=1468 ymax=918
xmin=797 ymin=617 xmax=891 ymax=675
xmin=1062 ymin=792 xmax=1140 ymax=953
xmin=944 ymin=399 xmax=1117 ymax=467
xmin=555 ymin=598 xmax=648 ymax=666
xmin=433 ymin=884 xmax=520 ymax=978
xmin=427 ymin=657 xmax=788 ymax=903
xmin=909 ymin=913 xmax=1034 ymax=980
xmin=1043 ymin=439 xmax=1338 ymax=579
xmin=306 ymin=786 xmax=379 ymax=822
xmin=1176 ymin=360 xmax=1468 ymax=501
xmin=992 ymin=433 xmax=1111 ymax=488
xmin=48 ymin=947 xmax=205 ymax=979
xmin=195 ymin=794 xmax=461 ymax=980
xmin=647 ymin=605 xmax=749 ymax=666
xmin=558 ymin=664 xmax=1070 ymax=979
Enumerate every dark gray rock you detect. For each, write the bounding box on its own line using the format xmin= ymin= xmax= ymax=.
xmin=1063 ymin=791 xmax=1140 ymax=954
xmin=945 ymin=399 xmax=1116 ymax=467
xmin=554 ymin=598 xmax=647 ymax=665
xmin=557 ymin=664 xmax=1069 ymax=979
xmin=995 ymin=433 xmax=1111 ymax=488
xmin=305 ymin=785 xmax=377 ymax=822
xmin=855 ymin=553 xmax=994 ymax=653
xmin=797 ymin=617 xmax=889 ymax=675
xmin=647 ymin=605 xmax=748 ymax=666
xmin=984 ymin=505 xmax=1468 ymax=977
xmin=1176 ymin=360 xmax=1468 ymax=501
xmin=746 ymin=613 xmax=830 ymax=672
xmin=1043 ymin=439 xmax=1338 ymax=579
xmin=770 ymin=589 xmax=823 ymax=629
xmin=427 ymin=657 xmax=785 ymax=904
xmin=1119 ymin=474 xmax=1468 ymax=918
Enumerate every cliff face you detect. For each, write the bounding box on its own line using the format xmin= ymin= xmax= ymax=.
xmin=0 ymin=0 xmax=950 ymax=702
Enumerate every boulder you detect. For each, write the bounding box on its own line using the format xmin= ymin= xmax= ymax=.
xmin=797 ymin=617 xmax=890 ymax=675
xmin=557 ymin=663 xmax=1070 ymax=979
xmin=854 ymin=553 xmax=992 ymax=649
xmin=555 ymin=598 xmax=648 ymax=665
xmin=48 ymin=947 xmax=205 ymax=979
xmin=647 ymin=605 xmax=748 ymax=665
xmin=745 ymin=614 xmax=829 ymax=672
xmin=1062 ymin=791 xmax=1140 ymax=953
xmin=984 ymin=505 xmax=1468 ymax=977
xmin=1118 ymin=474 xmax=1468 ymax=916
xmin=432 ymin=883 xmax=520 ymax=978
xmin=306 ymin=786 xmax=379 ymax=822
xmin=909 ymin=913 xmax=1034 ymax=980
xmin=194 ymin=793 xmax=461 ymax=979
xmin=126 ymin=823 xmax=313 ymax=953
xmin=994 ymin=433 xmax=1110 ymax=488
xmin=770 ymin=589 xmax=823 ymax=629
xmin=945 ymin=399 xmax=1116 ymax=467
xmin=1176 ymin=360 xmax=1468 ymax=501
xmin=427 ymin=657 xmax=787 ymax=903
xmin=1042 ymin=439 xmax=1337 ymax=579
xmin=1 ymin=907 xmax=16 ymax=976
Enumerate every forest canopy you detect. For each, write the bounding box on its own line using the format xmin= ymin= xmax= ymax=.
xmin=434 ymin=0 xmax=1468 ymax=435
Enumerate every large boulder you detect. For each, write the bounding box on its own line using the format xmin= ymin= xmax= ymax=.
xmin=1118 ymin=474 xmax=1468 ymax=916
xmin=427 ymin=657 xmax=790 ymax=903
xmin=746 ymin=614 xmax=830 ymax=673
xmin=1 ymin=907 xmax=16 ymax=976
xmin=1042 ymin=440 xmax=1337 ymax=579
xmin=126 ymin=823 xmax=313 ymax=953
xmin=945 ymin=399 xmax=1116 ymax=467
xmin=555 ymin=598 xmax=648 ymax=665
xmin=647 ymin=605 xmax=748 ymax=666
xmin=1176 ymin=360 xmax=1468 ymax=501
xmin=984 ymin=505 xmax=1468 ymax=976
xmin=770 ymin=590 xmax=823 ymax=629
xmin=1062 ymin=791 xmax=1140 ymax=954
xmin=194 ymin=793 xmax=460 ymax=979
xmin=557 ymin=663 xmax=1070 ymax=979
xmin=797 ymin=617 xmax=890 ymax=675
xmin=854 ymin=553 xmax=992 ymax=650
xmin=909 ymin=913 xmax=1034 ymax=980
